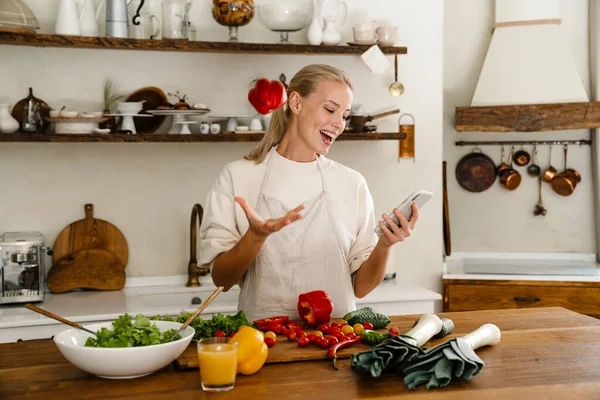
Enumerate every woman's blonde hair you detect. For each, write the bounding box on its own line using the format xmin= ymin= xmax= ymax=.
xmin=245 ymin=64 xmax=353 ymax=163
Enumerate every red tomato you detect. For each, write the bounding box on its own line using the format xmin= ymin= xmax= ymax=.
xmin=346 ymin=332 xmax=357 ymax=340
xmin=297 ymin=337 xmax=310 ymax=347
xmin=229 ymin=332 xmax=237 ymax=338
xmin=333 ymin=331 xmax=345 ymax=340
xmin=296 ymin=331 xmax=307 ymax=339
xmin=327 ymin=336 xmax=339 ymax=346
xmin=281 ymin=328 xmax=290 ymax=336
xmin=264 ymin=337 xmax=276 ymax=347
xmin=329 ymin=327 xmax=342 ymax=336
xmin=287 ymin=332 xmax=297 ymax=341
xmin=213 ymin=331 xmax=226 ymax=337
xmin=389 ymin=327 xmax=400 ymax=337
xmin=270 ymin=323 xmax=283 ymax=334
xmin=307 ymin=334 xmax=319 ymax=344
xmin=317 ymin=323 xmax=331 ymax=333
xmin=331 ymin=322 xmax=340 ymax=329
xmin=319 ymin=338 xmax=330 ymax=349
xmin=339 ymin=336 xmax=350 ymax=342
xmin=362 ymin=322 xmax=374 ymax=330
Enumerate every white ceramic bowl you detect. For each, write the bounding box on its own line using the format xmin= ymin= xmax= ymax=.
xmin=53 ymin=321 xmax=194 ymax=379
xmin=116 ymin=101 xmax=144 ymax=114
xmin=60 ymin=110 xmax=79 ymax=118
xmin=49 ymin=110 xmax=60 ymax=118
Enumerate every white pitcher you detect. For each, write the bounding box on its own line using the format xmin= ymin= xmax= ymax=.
xmin=76 ymin=0 xmax=102 ymax=37
xmin=55 ymin=0 xmax=81 ymax=35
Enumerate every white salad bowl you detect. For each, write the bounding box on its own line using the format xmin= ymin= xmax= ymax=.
xmin=53 ymin=320 xmax=194 ymax=379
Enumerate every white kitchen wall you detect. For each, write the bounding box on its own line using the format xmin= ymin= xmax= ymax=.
xmin=444 ymin=0 xmax=596 ymax=252
xmin=0 ymin=1 xmax=444 ymax=293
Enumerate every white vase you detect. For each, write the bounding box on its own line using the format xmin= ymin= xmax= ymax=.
xmin=321 ymin=17 xmax=341 ymax=46
xmin=0 ymin=104 xmax=19 ymax=133
xmin=307 ymin=17 xmax=323 ymax=45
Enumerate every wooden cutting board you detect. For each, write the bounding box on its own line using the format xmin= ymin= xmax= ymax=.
xmin=52 ymin=204 xmax=128 ymax=267
xmin=47 ymin=248 xmax=126 ymax=293
xmin=175 ymin=328 xmax=376 ymax=370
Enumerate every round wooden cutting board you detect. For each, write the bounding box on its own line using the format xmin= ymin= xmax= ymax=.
xmin=52 ymin=204 xmax=128 ymax=268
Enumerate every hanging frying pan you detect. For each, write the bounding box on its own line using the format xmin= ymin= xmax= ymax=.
xmin=455 ymin=148 xmax=496 ymax=193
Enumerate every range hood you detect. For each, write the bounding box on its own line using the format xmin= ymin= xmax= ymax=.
xmin=456 ymin=0 xmax=600 ymax=132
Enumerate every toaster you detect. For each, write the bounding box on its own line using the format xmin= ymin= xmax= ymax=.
xmin=0 ymin=231 xmax=50 ymax=305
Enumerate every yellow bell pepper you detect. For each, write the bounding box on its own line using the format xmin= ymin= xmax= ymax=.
xmin=228 ymin=325 xmax=268 ymax=375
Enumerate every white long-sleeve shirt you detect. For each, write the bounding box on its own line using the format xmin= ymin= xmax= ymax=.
xmin=199 ymin=150 xmax=379 ymax=281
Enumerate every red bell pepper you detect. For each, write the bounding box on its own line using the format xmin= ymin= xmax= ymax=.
xmin=253 ymin=316 xmax=290 ymax=331
xmin=297 ymin=290 xmax=333 ymax=328
xmin=248 ymin=78 xmax=287 ymax=115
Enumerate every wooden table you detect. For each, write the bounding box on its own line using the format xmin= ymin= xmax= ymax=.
xmin=2 ymin=307 xmax=600 ymax=399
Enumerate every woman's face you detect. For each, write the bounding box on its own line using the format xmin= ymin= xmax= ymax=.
xmin=292 ymin=80 xmax=353 ymax=156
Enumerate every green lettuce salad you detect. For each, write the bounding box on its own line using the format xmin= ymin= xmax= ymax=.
xmin=85 ymin=314 xmax=177 ymax=348
xmin=152 ymin=310 xmax=253 ymax=341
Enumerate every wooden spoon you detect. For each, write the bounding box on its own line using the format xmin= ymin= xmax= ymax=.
xmin=25 ymin=303 xmax=96 ymax=336
xmin=170 ymin=286 xmax=224 ymax=341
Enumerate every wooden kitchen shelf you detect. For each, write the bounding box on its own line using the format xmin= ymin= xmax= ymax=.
xmin=0 ymin=132 xmax=406 ymax=143
xmin=0 ymin=32 xmax=408 ymax=56
xmin=455 ymin=101 xmax=600 ymax=132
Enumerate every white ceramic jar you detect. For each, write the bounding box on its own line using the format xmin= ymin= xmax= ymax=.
xmin=0 ymin=104 xmax=19 ymax=133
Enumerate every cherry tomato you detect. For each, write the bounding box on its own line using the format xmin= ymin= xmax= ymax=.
xmin=213 ymin=330 xmax=226 ymax=338
xmin=297 ymin=337 xmax=310 ymax=347
xmin=229 ymin=332 xmax=237 ymax=338
xmin=331 ymin=322 xmax=340 ymax=329
xmin=271 ymin=323 xmax=283 ymax=334
xmin=296 ymin=331 xmax=307 ymax=339
xmin=339 ymin=319 xmax=348 ymax=326
xmin=327 ymin=336 xmax=339 ymax=346
xmin=319 ymin=338 xmax=330 ymax=349
xmin=307 ymin=333 xmax=319 ymax=344
xmin=341 ymin=325 xmax=354 ymax=335
xmin=346 ymin=332 xmax=357 ymax=340
xmin=389 ymin=327 xmax=400 ymax=337
xmin=339 ymin=336 xmax=350 ymax=342
xmin=363 ymin=322 xmax=374 ymax=330
xmin=264 ymin=337 xmax=276 ymax=348
xmin=287 ymin=332 xmax=297 ymax=341
xmin=317 ymin=323 xmax=331 ymax=333
xmin=264 ymin=331 xmax=277 ymax=341
xmin=333 ymin=331 xmax=345 ymax=340
xmin=314 ymin=331 xmax=324 ymax=338
xmin=353 ymin=323 xmax=365 ymax=335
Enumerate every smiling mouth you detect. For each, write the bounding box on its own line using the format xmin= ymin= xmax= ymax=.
xmin=320 ymin=129 xmax=336 ymax=145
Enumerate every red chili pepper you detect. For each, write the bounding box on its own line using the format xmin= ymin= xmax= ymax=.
xmin=248 ymin=78 xmax=287 ymax=115
xmin=328 ymin=335 xmax=364 ymax=370
xmin=297 ymin=290 xmax=333 ymax=328
xmin=253 ymin=316 xmax=290 ymax=331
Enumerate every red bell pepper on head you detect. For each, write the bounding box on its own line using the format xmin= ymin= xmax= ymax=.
xmin=297 ymin=290 xmax=333 ymax=328
xmin=248 ymin=78 xmax=287 ymax=115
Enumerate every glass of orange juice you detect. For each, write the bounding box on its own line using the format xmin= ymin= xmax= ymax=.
xmin=197 ymin=337 xmax=238 ymax=392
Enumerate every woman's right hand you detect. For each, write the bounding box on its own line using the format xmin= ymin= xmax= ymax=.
xmin=235 ymin=197 xmax=304 ymax=238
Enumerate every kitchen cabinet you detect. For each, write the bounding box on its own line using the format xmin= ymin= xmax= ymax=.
xmin=443 ymin=279 xmax=600 ymax=319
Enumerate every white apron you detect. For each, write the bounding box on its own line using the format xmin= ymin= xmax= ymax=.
xmin=238 ymin=148 xmax=356 ymax=322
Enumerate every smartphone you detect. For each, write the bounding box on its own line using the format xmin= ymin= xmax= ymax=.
xmin=374 ymin=190 xmax=434 ymax=235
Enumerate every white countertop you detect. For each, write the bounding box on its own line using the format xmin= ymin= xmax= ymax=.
xmin=443 ymin=252 xmax=600 ymax=282
xmin=0 ymin=276 xmax=441 ymax=329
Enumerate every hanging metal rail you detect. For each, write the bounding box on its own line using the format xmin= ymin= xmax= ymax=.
xmin=455 ymin=139 xmax=592 ymax=146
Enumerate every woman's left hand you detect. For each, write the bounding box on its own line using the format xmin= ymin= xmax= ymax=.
xmin=377 ymin=203 xmax=419 ymax=248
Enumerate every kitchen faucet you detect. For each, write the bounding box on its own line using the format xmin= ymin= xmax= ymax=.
xmin=186 ymin=203 xmax=210 ymax=287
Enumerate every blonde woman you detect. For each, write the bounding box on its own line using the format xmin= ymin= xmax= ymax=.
xmin=200 ymin=64 xmax=419 ymax=322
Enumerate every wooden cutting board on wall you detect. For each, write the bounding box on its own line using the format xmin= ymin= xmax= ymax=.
xmin=48 ymin=204 xmax=128 ymax=293
xmin=52 ymin=204 xmax=128 ymax=267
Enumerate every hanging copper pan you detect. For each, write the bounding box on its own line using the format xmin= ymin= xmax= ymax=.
xmin=455 ymin=148 xmax=496 ymax=193
xmin=551 ymin=145 xmax=581 ymax=196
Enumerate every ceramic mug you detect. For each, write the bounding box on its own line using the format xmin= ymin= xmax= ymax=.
xmin=376 ymin=26 xmax=397 ymax=46
xmin=353 ymin=27 xmax=377 ymax=44
xmin=129 ymin=12 xmax=161 ymax=39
